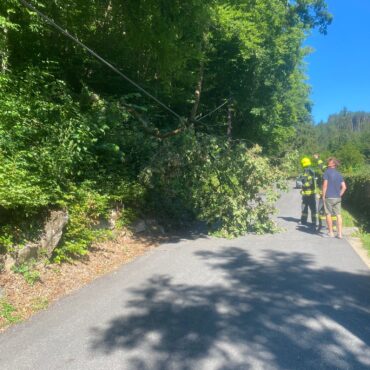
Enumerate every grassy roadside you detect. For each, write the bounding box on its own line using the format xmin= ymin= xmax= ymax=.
xmin=0 ymin=299 xmax=21 ymax=328
xmin=342 ymin=208 xmax=370 ymax=255
xmin=360 ymin=233 xmax=370 ymax=255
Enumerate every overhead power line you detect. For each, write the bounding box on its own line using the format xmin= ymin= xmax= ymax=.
xmin=18 ymin=0 xmax=182 ymax=121
xmin=196 ymin=99 xmax=229 ymax=121
xmin=18 ymin=0 xmax=230 ymax=129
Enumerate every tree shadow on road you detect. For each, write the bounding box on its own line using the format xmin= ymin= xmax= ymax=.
xmin=278 ymin=216 xmax=301 ymax=223
xmin=90 ymin=247 xmax=370 ymax=370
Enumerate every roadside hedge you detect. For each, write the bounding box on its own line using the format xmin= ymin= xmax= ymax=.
xmin=343 ymin=172 xmax=370 ymax=227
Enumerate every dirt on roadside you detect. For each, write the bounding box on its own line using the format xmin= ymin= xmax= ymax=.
xmin=0 ymin=230 xmax=159 ymax=332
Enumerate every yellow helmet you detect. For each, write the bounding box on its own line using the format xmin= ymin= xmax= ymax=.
xmin=300 ymin=157 xmax=311 ymax=168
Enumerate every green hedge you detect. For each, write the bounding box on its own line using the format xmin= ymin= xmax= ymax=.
xmin=343 ymin=172 xmax=370 ymax=227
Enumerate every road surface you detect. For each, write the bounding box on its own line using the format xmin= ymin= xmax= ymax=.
xmin=1 ymin=187 xmax=370 ymax=370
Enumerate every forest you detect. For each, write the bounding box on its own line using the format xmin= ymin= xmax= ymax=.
xmin=315 ymin=110 xmax=370 ymax=171
xmin=0 ymin=0 xmax=340 ymax=264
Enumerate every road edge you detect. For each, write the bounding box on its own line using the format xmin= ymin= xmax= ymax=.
xmin=344 ymin=230 xmax=370 ymax=269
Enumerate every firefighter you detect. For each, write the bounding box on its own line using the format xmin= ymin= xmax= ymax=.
xmin=313 ymin=154 xmax=327 ymax=232
xmin=300 ymin=157 xmax=318 ymax=229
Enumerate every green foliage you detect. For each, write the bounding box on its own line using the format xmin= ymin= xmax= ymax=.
xmin=0 ymin=299 xmax=20 ymax=325
xmin=343 ymin=171 xmax=370 ymax=230
xmin=53 ymin=183 xmax=110 ymax=263
xmin=0 ymin=0 xmax=332 ymax=260
xmin=293 ymin=122 xmax=319 ymax=158
xmin=11 ymin=259 xmax=41 ymax=285
xmin=277 ymin=150 xmax=301 ymax=178
xmin=141 ymin=130 xmax=286 ymax=237
xmin=360 ymin=232 xmax=370 ymax=255
xmin=192 ymin=144 xmax=285 ymax=237
xmin=0 ymin=67 xmax=139 ymax=261
xmin=315 ymin=109 xmax=370 ymax=164
xmin=0 ymin=226 xmax=14 ymax=254
xmin=0 ymin=68 xmax=101 ymax=208
xmin=201 ymin=0 xmax=330 ymax=151
xmin=336 ymin=142 xmax=365 ymax=172
xmin=341 ymin=209 xmax=356 ymax=228
xmin=0 ymin=210 xmax=47 ymax=258
xmin=267 ymin=125 xmax=297 ymax=157
xmin=0 ymin=0 xmax=18 ymax=71
xmin=0 ymin=153 xmax=51 ymax=209
xmin=341 ymin=207 xmax=370 ymax=256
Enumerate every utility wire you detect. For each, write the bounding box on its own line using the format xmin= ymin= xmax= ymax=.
xmin=18 ymin=0 xmax=183 ymax=121
xmin=196 ymin=99 xmax=229 ymax=121
xmin=18 ymin=0 xmax=229 ymax=127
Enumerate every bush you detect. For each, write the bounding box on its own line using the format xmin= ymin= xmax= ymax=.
xmin=343 ymin=169 xmax=370 ymax=229
xmin=0 ymin=68 xmax=100 ymax=208
xmin=336 ymin=142 xmax=365 ymax=172
xmin=0 ymin=153 xmax=51 ymax=209
xmin=0 ymin=68 xmax=140 ymax=261
xmin=53 ymin=183 xmax=111 ymax=263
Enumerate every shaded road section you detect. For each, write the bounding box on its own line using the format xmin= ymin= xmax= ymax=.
xmin=1 ymin=187 xmax=370 ymax=369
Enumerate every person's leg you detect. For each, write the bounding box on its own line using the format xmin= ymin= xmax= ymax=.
xmin=325 ymin=198 xmax=334 ymax=236
xmin=301 ymin=198 xmax=308 ymax=225
xmin=318 ymin=198 xmax=327 ymax=232
xmin=337 ymin=214 xmax=343 ymax=238
xmin=309 ymin=195 xmax=317 ymax=229
xmin=318 ymin=197 xmax=328 ymax=232
xmin=326 ymin=214 xmax=334 ymax=236
xmin=332 ymin=215 xmax=337 ymax=232
xmin=317 ymin=198 xmax=322 ymax=230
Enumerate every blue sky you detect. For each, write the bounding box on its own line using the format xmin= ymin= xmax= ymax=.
xmin=305 ymin=0 xmax=370 ymax=123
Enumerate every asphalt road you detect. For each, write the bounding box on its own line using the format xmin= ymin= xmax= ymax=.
xmin=1 ymin=187 xmax=370 ymax=370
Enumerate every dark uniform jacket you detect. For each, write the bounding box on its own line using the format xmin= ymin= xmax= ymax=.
xmin=301 ymin=167 xmax=317 ymax=196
